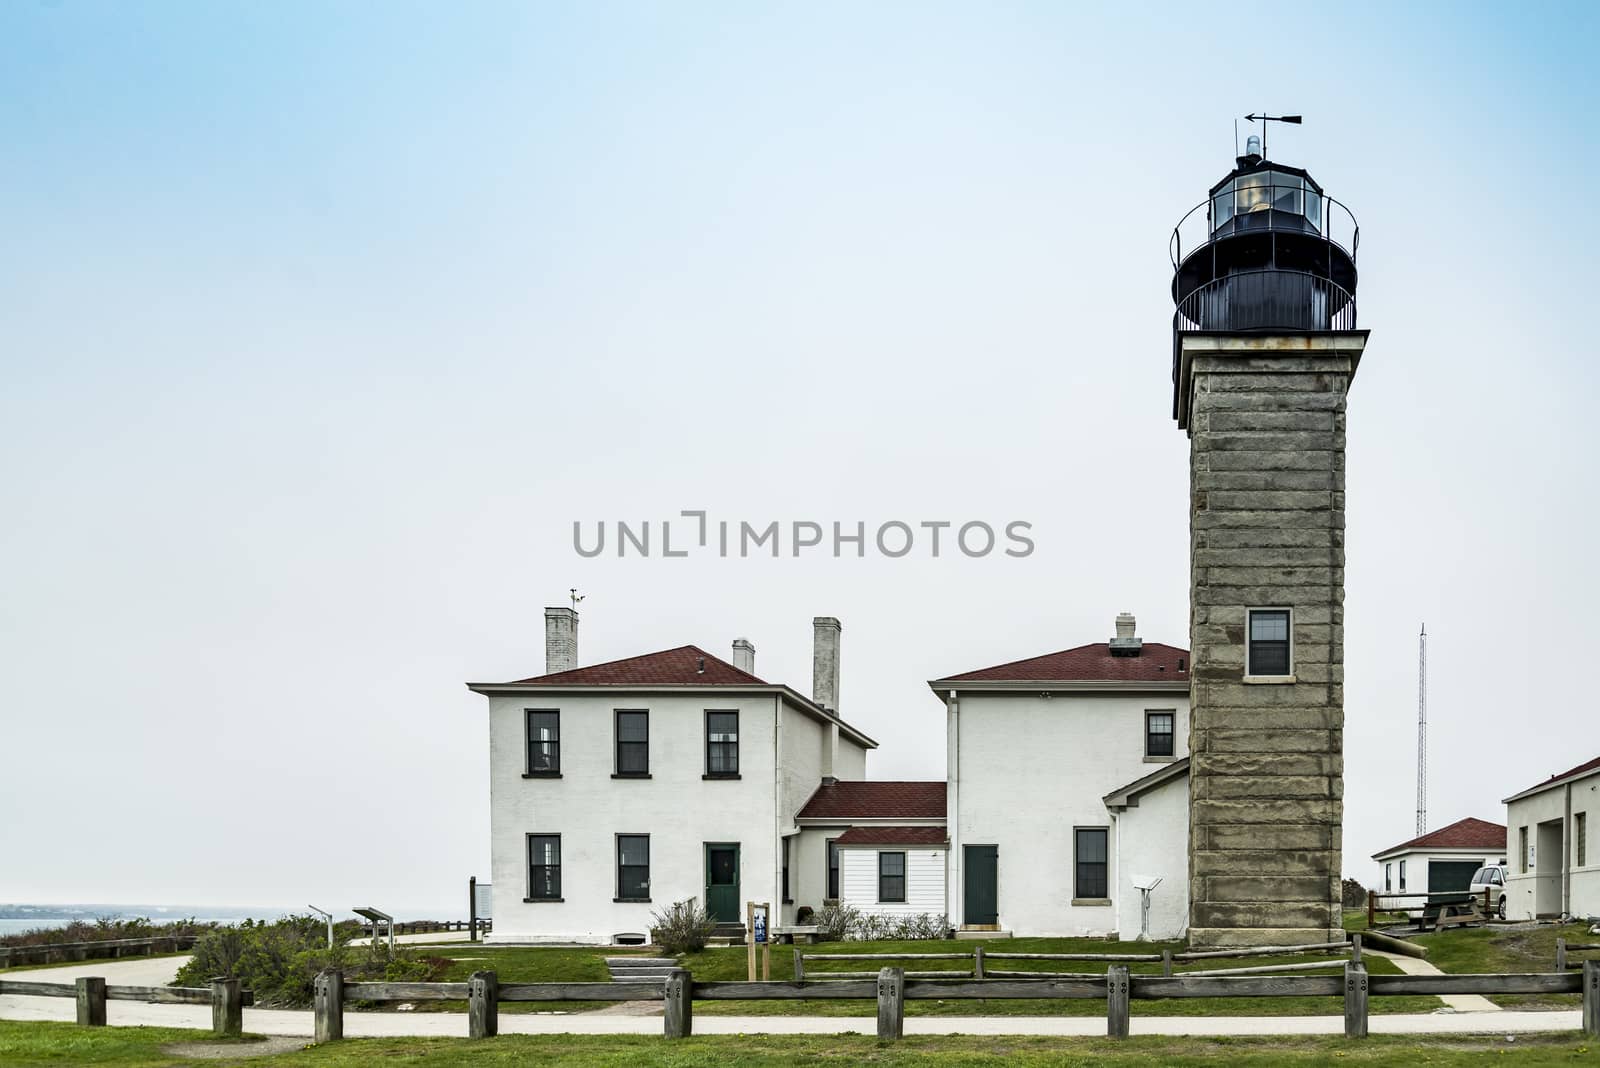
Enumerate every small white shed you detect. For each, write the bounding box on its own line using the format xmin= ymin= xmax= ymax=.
xmin=1370 ymin=817 xmax=1507 ymax=899
xmin=833 ymin=826 xmax=948 ymax=919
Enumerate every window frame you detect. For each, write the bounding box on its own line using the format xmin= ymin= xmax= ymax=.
xmin=1519 ymin=826 xmax=1529 ymax=873
xmin=613 ymin=708 xmax=650 ymax=778
xmin=1246 ymin=607 xmax=1294 ymax=679
xmin=526 ymin=833 xmax=562 ymax=902
xmin=1384 ymin=862 xmax=1392 ymax=892
xmin=1577 ymin=812 xmax=1587 ymax=868
xmin=703 ymin=709 xmax=740 ymax=779
xmin=1073 ymin=826 xmax=1110 ymax=902
xmin=1398 ymin=859 xmax=1407 ymax=892
xmin=878 ymin=851 xmax=907 ymax=903
xmin=1145 ymin=710 xmax=1176 ymax=759
xmin=826 ymin=837 xmax=840 ymax=901
xmin=525 ymin=709 xmax=561 ymax=777
xmin=615 ymin=834 xmax=650 ymax=902
xmin=781 ymin=836 xmax=792 ymax=904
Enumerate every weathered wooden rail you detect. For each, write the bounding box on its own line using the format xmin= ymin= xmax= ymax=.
xmin=0 ymin=935 xmax=200 ymax=969
xmin=794 ymin=938 xmax=1358 ymax=982
xmin=305 ymin=958 xmax=1600 ymax=1043
xmin=0 ymin=976 xmax=251 ymax=1036
xmin=1557 ymin=937 xmax=1600 ymax=972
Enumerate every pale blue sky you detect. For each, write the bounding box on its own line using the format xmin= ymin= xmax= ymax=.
xmin=2 ymin=2 xmax=1595 ymax=913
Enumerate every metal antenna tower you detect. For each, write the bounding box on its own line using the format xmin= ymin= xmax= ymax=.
xmin=1415 ymin=623 xmax=1428 ymax=836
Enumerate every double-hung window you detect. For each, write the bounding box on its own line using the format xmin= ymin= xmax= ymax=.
xmin=616 ymin=835 xmax=650 ymax=901
xmin=1074 ymin=827 xmax=1109 ymax=900
xmin=1578 ymin=812 xmax=1588 ymax=868
xmin=1398 ymin=860 xmax=1407 ymax=891
xmin=528 ymin=834 xmax=561 ymax=900
xmin=1519 ymin=827 xmax=1529 ymax=873
xmin=1145 ymin=711 xmax=1175 ymax=758
xmin=526 ymin=710 xmax=560 ymax=775
xmin=1248 ymin=609 xmax=1292 ymax=676
xmin=878 ymin=852 xmax=906 ymax=903
xmin=826 ymin=838 xmax=840 ymax=900
xmin=782 ymin=837 xmax=792 ymax=903
xmin=615 ymin=710 xmax=649 ymax=776
xmin=705 ymin=710 xmax=739 ymax=777
xmin=1384 ymin=862 xmax=1392 ymax=892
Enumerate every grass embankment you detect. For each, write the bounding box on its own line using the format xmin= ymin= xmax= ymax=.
xmin=1 ymin=1020 xmax=1597 ymax=1067
xmin=1411 ymin=922 xmax=1594 ymax=1010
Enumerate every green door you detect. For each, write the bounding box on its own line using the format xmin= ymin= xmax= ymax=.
xmin=706 ymin=843 xmax=740 ymax=923
xmin=964 ymin=845 xmax=998 ymax=925
xmin=1428 ymin=860 xmax=1481 ymax=893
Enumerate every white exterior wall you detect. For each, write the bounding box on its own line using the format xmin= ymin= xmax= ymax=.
xmin=951 ymin=688 xmax=1189 ymax=937
xmin=1505 ymin=769 xmax=1599 ymax=921
xmin=839 ymin=847 xmax=947 ymax=917
xmin=1113 ymin=772 xmax=1189 ymax=940
xmin=486 ymin=691 xmax=780 ymax=943
xmin=791 ymin=826 xmax=847 ymax=914
xmin=1373 ymin=849 xmax=1504 ymax=896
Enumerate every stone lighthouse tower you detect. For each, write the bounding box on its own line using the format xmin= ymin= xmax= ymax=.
xmin=1171 ymin=136 xmax=1368 ymax=947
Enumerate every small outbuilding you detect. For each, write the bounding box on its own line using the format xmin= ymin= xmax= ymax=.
xmin=1371 ymin=817 xmax=1507 ymax=898
xmin=1502 ymin=754 xmax=1599 ymax=921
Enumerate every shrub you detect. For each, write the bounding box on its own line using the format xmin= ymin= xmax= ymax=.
xmin=650 ymin=898 xmax=714 ymax=955
xmin=813 ymin=903 xmax=859 ymax=941
xmin=173 ymin=915 xmax=446 ymax=1008
xmin=843 ymin=911 xmax=950 ymax=941
xmin=795 ymin=905 xmax=815 ymax=925
xmin=1341 ymin=876 xmax=1369 ymax=909
xmin=0 ymin=916 xmax=218 ymax=949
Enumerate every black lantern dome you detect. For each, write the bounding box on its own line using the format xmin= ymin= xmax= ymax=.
xmin=1170 ymin=145 xmax=1359 ymax=342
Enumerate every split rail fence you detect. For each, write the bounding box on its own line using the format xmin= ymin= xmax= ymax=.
xmin=1558 ymin=937 xmax=1600 ymax=972
xmin=0 ymin=976 xmax=249 ymax=1037
xmin=0 ymin=935 xmax=200 ymax=969
xmin=306 ymin=958 xmax=1600 ymax=1044
xmin=793 ymin=937 xmax=1360 ymax=982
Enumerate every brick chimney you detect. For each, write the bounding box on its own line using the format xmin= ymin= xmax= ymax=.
xmin=732 ymin=638 xmax=755 ymax=675
xmin=812 ymin=617 xmax=841 ymax=712
xmin=1109 ymin=612 xmax=1142 ymax=657
xmin=544 ymin=607 xmax=578 ymax=674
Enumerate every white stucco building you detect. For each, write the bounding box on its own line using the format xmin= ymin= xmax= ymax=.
xmin=1503 ymin=755 xmax=1599 ymax=921
xmin=931 ymin=613 xmax=1192 ymax=940
xmin=1370 ymin=817 xmax=1507 ymax=901
xmin=469 ymin=610 xmax=876 ymax=943
xmin=792 ymin=782 xmax=948 ymax=921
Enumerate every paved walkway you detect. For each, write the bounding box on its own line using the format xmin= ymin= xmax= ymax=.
xmin=1364 ymin=949 xmax=1499 ymax=1013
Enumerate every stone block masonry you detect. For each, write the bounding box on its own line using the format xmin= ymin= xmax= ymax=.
xmin=1180 ymin=332 xmax=1369 ymax=948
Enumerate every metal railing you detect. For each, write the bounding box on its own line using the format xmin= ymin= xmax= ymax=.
xmin=1173 ymin=270 xmax=1356 ymax=334
xmin=1171 ymin=185 xmax=1359 ymax=272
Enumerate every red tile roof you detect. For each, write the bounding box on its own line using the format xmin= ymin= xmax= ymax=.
xmin=835 ymin=826 xmax=949 ymax=846
xmin=797 ymin=781 xmax=947 ymax=820
xmin=1372 ymin=817 xmax=1507 ymax=859
xmin=938 ymin=642 xmax=1190 ymax=684
xmin=1505 ymin=754 xmax=1600 ymax=801
xmin=503 ymin=645 xmax=765 ymax=686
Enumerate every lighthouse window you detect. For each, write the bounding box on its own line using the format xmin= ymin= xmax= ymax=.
xmin=1211 ymin=187 xmax=1234 ymax=228
xmin=1272 ymin=175 xmax=1303 ymax=215
xmin=1305 ymin=187 xmax=1323 ymax=229
xmin=1235 ymin=171 xmax=1272 ymax=213
xmin=1248 ymin=609 xmax=1292 ymax=676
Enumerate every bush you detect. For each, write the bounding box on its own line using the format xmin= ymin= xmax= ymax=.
xmin=650 ymin=899 xmax=714 ymax=955
xmin=0 ymin=916 xmax=218 ymax=949
xmin=1341 ymin=876 xmax=1369 ymax=909
xmin=842 ymin=911 xmax=950 ymax=941
xmin=813 ymin=903 xmax=859 ymax=941
xmin=172 ymin=915 xmax=446 ymax=1008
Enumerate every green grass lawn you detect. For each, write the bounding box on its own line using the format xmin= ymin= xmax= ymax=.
xmin=1 ymin=1020 xmax=1597 ymax=1067
xmin=1410 ymin=922 xmax=1593 ymax=1010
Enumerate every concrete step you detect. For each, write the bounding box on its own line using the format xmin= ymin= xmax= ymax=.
xmin=605 ymin=957 xmax=671 ymax=967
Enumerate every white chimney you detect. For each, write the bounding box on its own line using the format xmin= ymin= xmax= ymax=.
xmin=731 ymin=638 xmax=755 ymax=675
xmin=1109 ymin=611 xmax=1142 ymax=657
xmin=812 ymin=617 xmax=841 ymax=712
xmin=544 ymin=607 xmax=578 ymax=674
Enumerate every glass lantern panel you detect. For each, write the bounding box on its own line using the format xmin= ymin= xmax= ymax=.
xmin=1235 ymin=171 xmax=1271 ymax=213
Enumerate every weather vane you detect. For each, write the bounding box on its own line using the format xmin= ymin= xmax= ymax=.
xmin=1245 ymin=113 xmax=1302 ymax=160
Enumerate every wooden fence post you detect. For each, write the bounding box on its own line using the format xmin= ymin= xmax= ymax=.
xmin=664 ymin=968 xmax=693 ymax=1038
xmin=876 ymin=967 xmax=904 ymax=1041
xmin=793 ymin=949 xmax=804 ymax=983
xmin=314 ymin=969 xmax=344 ymax=1044
xmin=1343 ymin=961 xmax=1369 ymax=1039
xmin=1583 ymin=960 xmax=1599 ymax=1038
xmin=210 ymin=977 xmax=243 ymax=1038
xmin=468 ymin=971 xmax=498 ymax=1039
xmin=973 ymin=945 xmax=985 ymax=980
xmin=1557 ymin=937 xmax=1567 ymax=973
xmin=1106 ymin=964 xmax=1130 ymax=1038
xmin=1351 ymin=933 xmax=1362 ymax=965
xmin=75 ymin=977 xmax=106 ymax=1027
xmin=1161 ymin=949 xmax=1173 ymax=978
